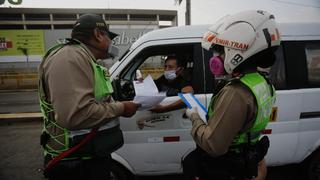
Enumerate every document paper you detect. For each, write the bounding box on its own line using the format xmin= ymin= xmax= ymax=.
xmin=133 ymin=75 xmax=166 ymax=110
xmin=178 ymin=93 xmax=208 ymax=124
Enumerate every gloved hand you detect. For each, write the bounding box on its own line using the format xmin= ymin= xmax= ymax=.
xmin=185 ymin=107 xmax=198 ymax=119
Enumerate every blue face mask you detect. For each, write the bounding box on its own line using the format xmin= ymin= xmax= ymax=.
xmin=164 ymin=70 xmax=177 ymax=80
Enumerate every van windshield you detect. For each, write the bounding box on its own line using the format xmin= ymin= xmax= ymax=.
xmin=118 ymin=49 xmax=130 ymax=62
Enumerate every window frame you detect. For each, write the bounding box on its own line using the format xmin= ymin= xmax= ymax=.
xmin=282 ymin=41 xmax=311 ymax=89
xmin=115 ymin=41 xmax=205 ymax=100
xmin=269 ymin=43 xmax=287 ymax=90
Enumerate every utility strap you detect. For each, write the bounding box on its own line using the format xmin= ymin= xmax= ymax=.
xmin=43 ymin=128 xmax=98 ymax=172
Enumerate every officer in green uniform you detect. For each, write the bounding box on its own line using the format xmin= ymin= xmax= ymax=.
xmin=38 ymin=14 xmax=140 ymax=180
xmin=183 ymin=10 xmax=281 ymax=180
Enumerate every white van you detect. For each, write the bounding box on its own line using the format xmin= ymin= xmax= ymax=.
xmin=108 ymin=22 xmax=320 ymax=180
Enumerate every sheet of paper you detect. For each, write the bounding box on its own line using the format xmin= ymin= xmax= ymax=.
xmin=133 ymin=75 xmax=158 ymax=95
xmin=133 ymin=93 xmax=166 ymax=110
xmin=133 ymin=75 xmax=166 ymax=110
xmin=179 ymin=93 xmax=208 ymax=124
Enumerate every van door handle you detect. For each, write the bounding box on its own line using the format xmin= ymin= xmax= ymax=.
xmin=300 ymin=111 xmax=320 ymax=119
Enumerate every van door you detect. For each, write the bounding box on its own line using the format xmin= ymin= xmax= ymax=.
xmin=255 ymin=40 xmax=320 ymax=165
xmin=282 ymin=41 xmax=320 ymax=163
xmin=112 ymin=39 xmax=206 ymax=175
xmin=262 ymin=43 xmax=301 ymax=165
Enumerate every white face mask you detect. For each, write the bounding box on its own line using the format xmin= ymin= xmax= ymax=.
xmin=164 ymin=70 xmax=177 ymax=80
xmin=106 ymin=44 xmax=119 ymax=59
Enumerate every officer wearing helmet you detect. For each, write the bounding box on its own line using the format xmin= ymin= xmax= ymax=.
xmin=183 ymin=10 xmax=280 ymax=180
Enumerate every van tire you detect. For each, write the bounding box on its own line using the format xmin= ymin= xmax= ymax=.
xmin=110 ymin=161 xmax=134 ymax=180
xmin=303 ymin=148 xmax=320 ymax=180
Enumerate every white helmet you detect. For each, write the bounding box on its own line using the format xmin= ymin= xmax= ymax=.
xmin=202 ymin=10 xmax=281 ymax=74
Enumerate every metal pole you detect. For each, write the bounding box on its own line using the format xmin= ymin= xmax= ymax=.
xmin=186 ymin=0 xmax=191 ymax=25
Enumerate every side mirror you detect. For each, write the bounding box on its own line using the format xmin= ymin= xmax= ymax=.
xmin=111 ymin=77 xmax=121 ymax=101
xmin=111 ymin=78 xmax=135 ymax=101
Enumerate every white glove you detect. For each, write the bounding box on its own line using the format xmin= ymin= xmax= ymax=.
xmin=186 ymin=107 xmax=198 ymax=119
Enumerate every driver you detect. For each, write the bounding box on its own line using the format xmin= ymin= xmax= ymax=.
xmin=151 ymin=55 xmax=194 ymax=113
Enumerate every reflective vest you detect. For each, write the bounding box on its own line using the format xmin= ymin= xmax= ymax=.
xmin=208 ymin=72 xmax=275 ymax=148
xmin=39 ymin=39 xmax=119 ymax=158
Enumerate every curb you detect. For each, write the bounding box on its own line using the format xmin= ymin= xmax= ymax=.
xmin=0 ymin=112 xmax=42 ymax=124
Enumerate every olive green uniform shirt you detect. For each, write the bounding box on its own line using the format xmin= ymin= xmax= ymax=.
xmin=190 ymin=83 xmax=257 ymax=157
xmin=39 ymin=44 xmax=124 ymax=131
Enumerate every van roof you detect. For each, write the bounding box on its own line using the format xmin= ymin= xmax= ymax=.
xmin=278 ymin=22 xmax=320 ymax=40
xmin=130 ymin=25 xmax=208 ymax=50
xmin=130 ymin=22 xmax=320 ymax=50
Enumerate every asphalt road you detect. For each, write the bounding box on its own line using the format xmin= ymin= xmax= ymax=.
xmin=0 ymin=120 xmax=304 ymax=180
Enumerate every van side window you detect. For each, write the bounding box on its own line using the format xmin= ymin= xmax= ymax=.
xmin=115 ymin=43 xmax=204 ymax=100
xmin=136 ymin=44 xmax=204 ymax=96
xmin=305 ymin=43 xmax=320 ymax=87
xmin=138 ymin=55 xmax=193 ymax=97
xmin=138 ymin=55 xmax=164 ymax=80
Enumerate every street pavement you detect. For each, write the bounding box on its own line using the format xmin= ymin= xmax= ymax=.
xmin=0 ymin=120 xmax=304 ymax=180
xmin=0 ymin=120 xmax=45 ymax=180
xmin=0 ymin=90 xmax=305 ymax=180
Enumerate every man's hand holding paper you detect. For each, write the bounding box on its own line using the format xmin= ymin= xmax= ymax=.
xmin=133 ymin=75 xmax=166 ymax=110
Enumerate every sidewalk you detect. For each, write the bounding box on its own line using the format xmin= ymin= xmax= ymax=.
xmin=0 ymin=112 xmax=42 ymax=123
xmin=0 ymin=120 xmax=45 ymax=180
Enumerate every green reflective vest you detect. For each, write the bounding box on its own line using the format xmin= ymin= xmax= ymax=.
xmin=38 ymin=40 xmax=115 ymax=158
xmin=208 ymin=72 xmax=275 ymax=147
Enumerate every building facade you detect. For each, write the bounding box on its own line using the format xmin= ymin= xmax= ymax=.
xmin=0 ymin=8 xmax=177 ymax=90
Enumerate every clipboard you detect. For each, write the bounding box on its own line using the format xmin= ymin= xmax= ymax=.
xmin=178 ymin=93 xmax=208 ymax=124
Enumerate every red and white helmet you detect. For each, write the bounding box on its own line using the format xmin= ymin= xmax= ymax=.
xmin=202 ymin=10 xmax=281 ymax=74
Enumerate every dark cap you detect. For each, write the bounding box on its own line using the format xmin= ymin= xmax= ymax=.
xmin=72 ymin=14 xmax=118 ymax=40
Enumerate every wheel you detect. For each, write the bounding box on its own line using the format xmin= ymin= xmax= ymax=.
xmin=110 ymin=161 xmax=134 ymax=180
xmin=304 ymin=149 xmax=320 ymax=180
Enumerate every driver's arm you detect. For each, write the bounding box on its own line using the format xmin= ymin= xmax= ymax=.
xmin=150 ymin=85 xmax=194 ymax=113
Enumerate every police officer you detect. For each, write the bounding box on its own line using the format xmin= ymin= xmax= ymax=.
xmin=183 ymin=10 xmax=281 ymax=180
xmin=38 ymin=14 xmax=140 ymax=180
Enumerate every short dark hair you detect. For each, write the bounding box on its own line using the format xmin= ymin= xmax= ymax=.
xmin=71 ymin=26 xmax=111 ymax=44
xmin=165 ymin=55 xmax=185 ymax=67
xmin=71 ymin=30 xmax=93 ymax=42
